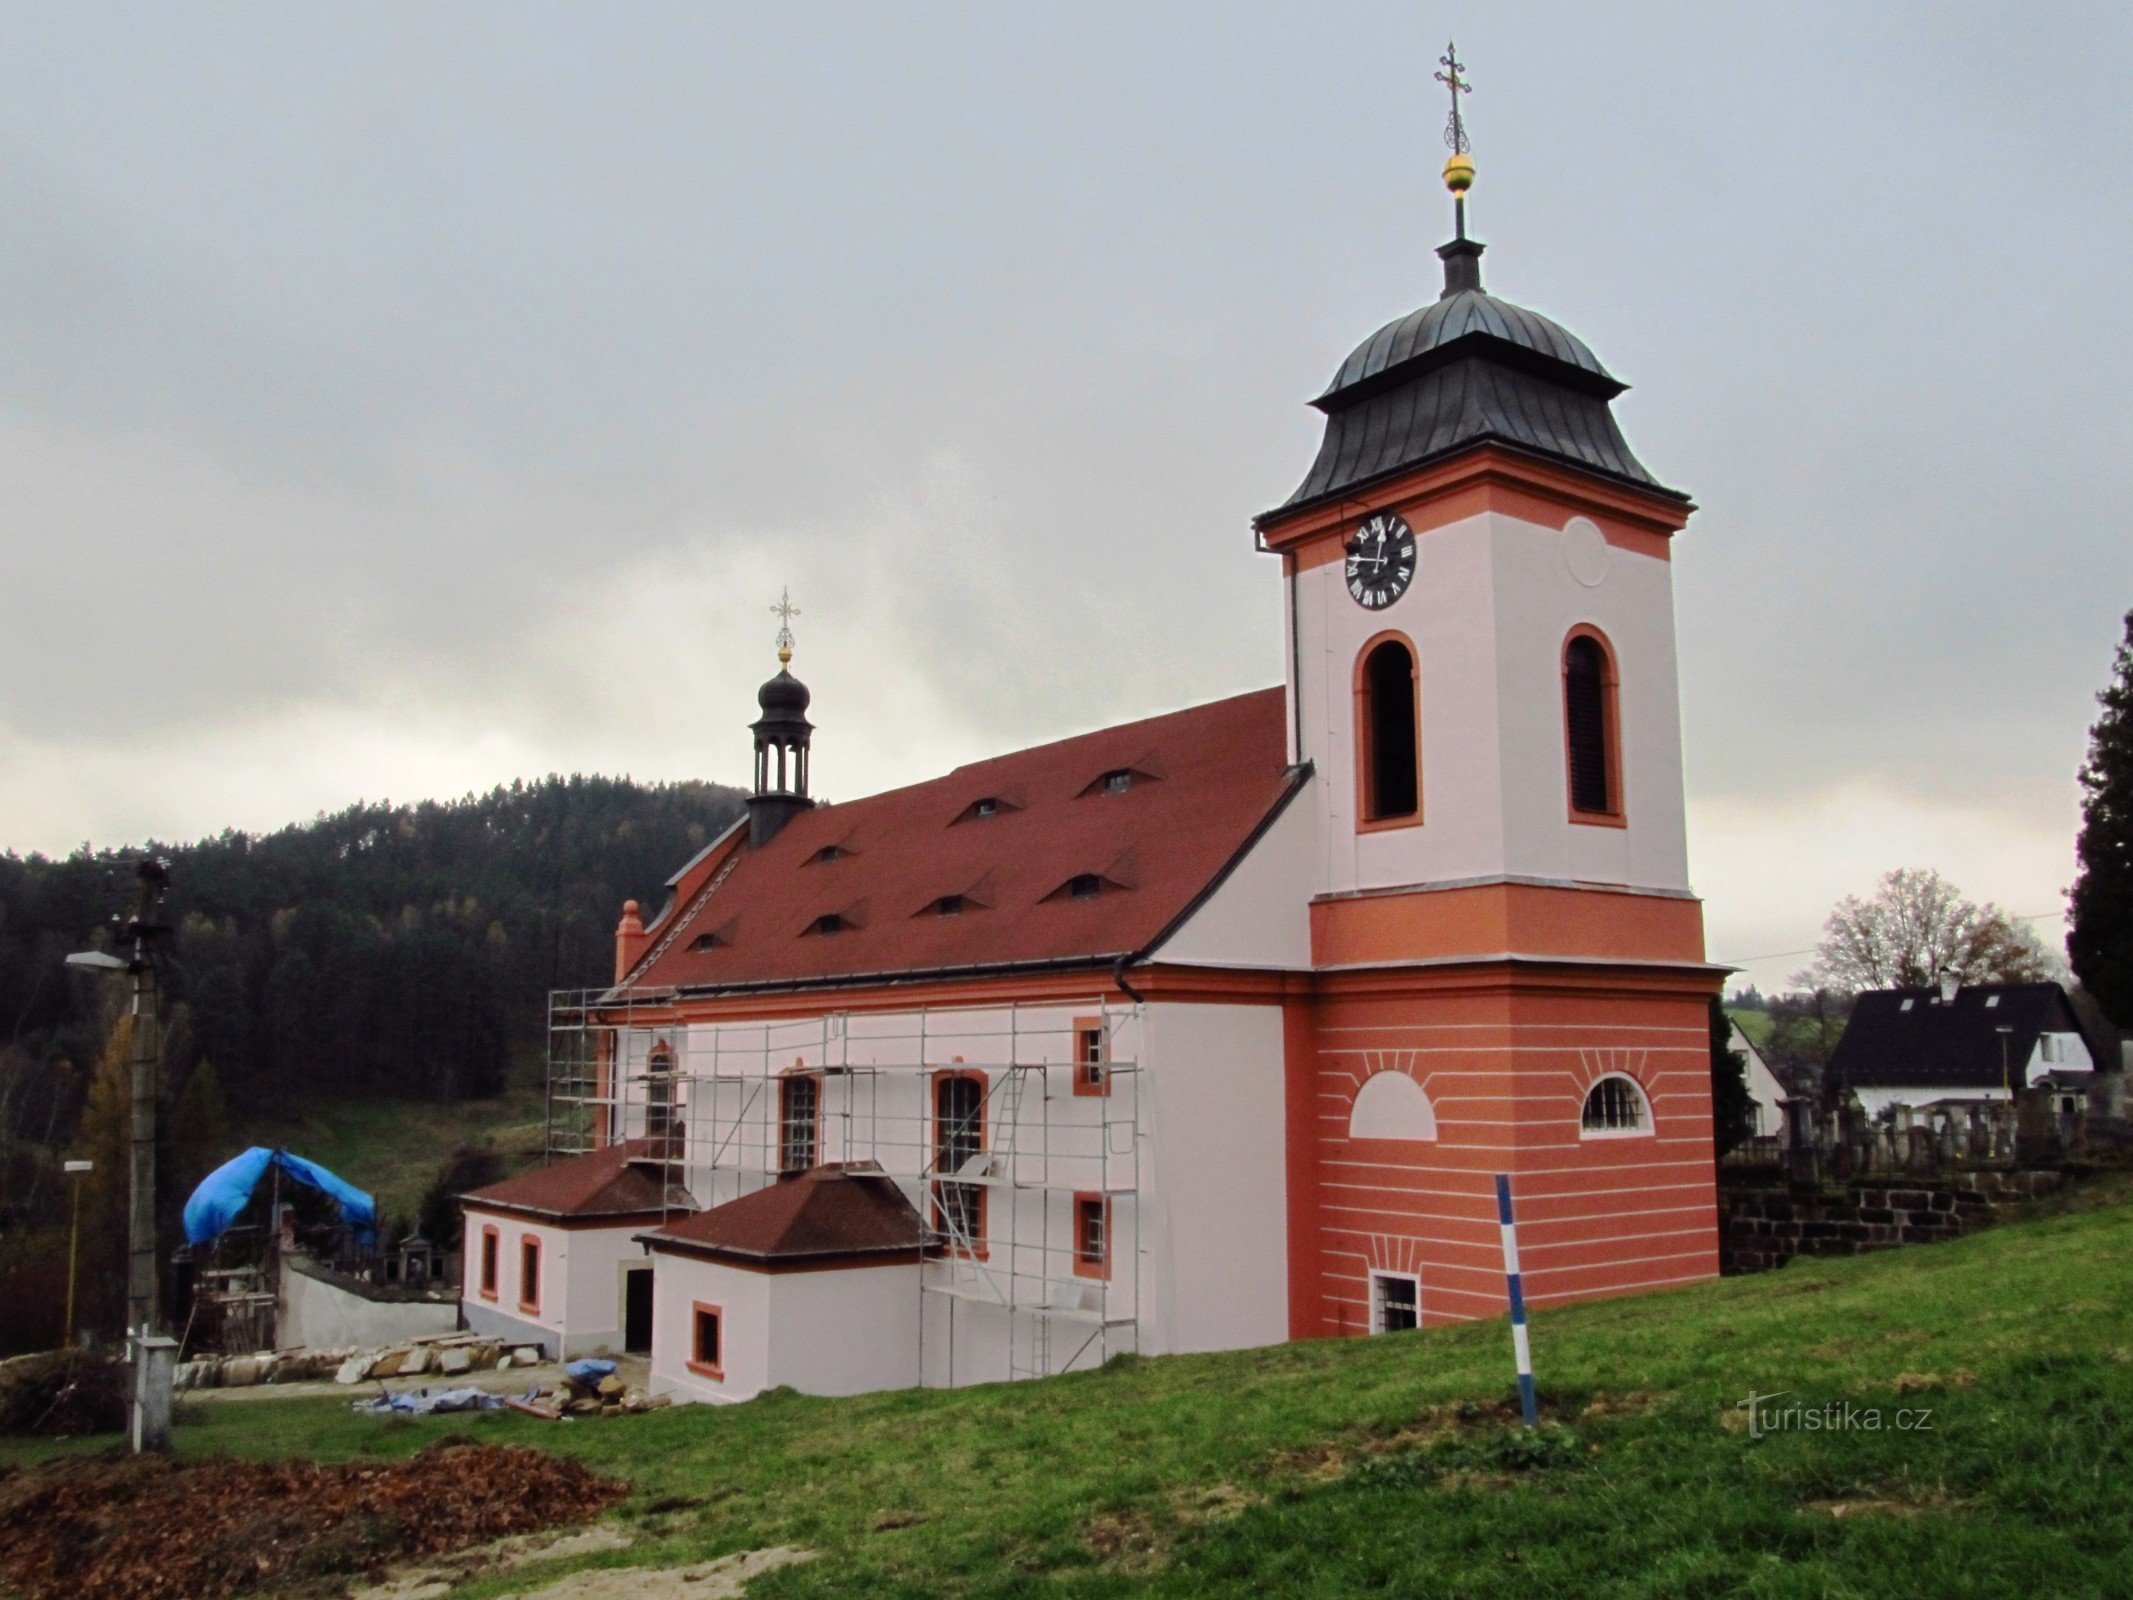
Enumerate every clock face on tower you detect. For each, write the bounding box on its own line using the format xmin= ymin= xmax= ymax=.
xmin=1344 ymin=512 xmax=1417 ymax=610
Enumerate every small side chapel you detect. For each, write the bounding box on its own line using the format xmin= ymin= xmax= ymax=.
xmin=460 ymin=73 xmax=1724 ymax=1402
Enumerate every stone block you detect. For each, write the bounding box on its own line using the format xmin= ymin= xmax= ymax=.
xmin=334 ymin=1354 xmax=372 ymax=1386
xmin=512 ymin=1346 xmax=542 ymax=1367
xmin=400 ymin=1346 xmax=430 ymax=1376
xmin=436 ymin=1347 xmax=473 ymax=1376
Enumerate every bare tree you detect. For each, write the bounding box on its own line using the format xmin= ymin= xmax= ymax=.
xmin=1795 ymin=868 xmax=2058 ymax=995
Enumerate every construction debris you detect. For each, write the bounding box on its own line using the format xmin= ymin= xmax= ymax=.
xmin=0 ymin=1439 xmax=629 ymax=1600
xmin=174 ymin=1333 xmax=519 ymax=1392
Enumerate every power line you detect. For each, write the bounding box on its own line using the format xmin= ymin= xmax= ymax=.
xmin=1716 ymin=908 xmax=2066 ymax=971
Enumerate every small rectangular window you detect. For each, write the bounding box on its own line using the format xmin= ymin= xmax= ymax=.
xmin=1984 ymin=995 xmax=2000 ymax=1008
xmin=518 ymin=1236 xmax=541 ymax=1315
xmin=478 ymin=1226 xmax=498 ymax=1299
xmin=1074 ymin=1193 xmax=1110 ymax=1280
xmin=1371 ymin=1272 xmax=1419 ymax=1334
xmin=1900 ymin=998 xmax=1914 ymax=1011
xmin=689 ymin=1302 xmax=724 ymax=1379
xmin=972 ymin=798 xmax=998 ymax=819
xmin=1103 ymin=770 xmax=1133 ymax=794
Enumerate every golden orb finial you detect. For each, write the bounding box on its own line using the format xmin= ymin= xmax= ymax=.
xmin=1442 ymin=151 xmax=1475 ymax=195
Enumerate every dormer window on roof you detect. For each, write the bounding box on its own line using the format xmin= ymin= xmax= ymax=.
xmin=972 ymin=798 xmax=999 ymax=819
xmin=934 ymin=894 xmax=967 ymax=916
xmin=810 ymin=913 xmax=848 ymax=936
xmin=1101 ymin=770 xmax=1133 ymax=795
xmin=1066 ymin=874 xmax=1103 ymax=900
xmin=810 ymin=844 xmax=848 ymax=864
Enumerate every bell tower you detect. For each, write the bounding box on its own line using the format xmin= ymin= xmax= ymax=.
xmin=747 ymin=589 xmax=815 ymax=848
xmin=1263 ymin=49 xmax=1723 ymax=1338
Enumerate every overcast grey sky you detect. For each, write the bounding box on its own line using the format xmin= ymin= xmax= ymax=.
xmin=0 ymin=3 xmax=2126 ymax=989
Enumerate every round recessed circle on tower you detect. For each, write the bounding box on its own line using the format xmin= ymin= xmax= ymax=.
xmin=1563 ymin=517 xmax=1610 ymax=587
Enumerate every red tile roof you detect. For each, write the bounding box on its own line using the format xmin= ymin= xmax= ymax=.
xmin=460 ymin=1139 xmax=681 ymax=1221
xmin=640 ymin=1164 xmax=924 ymax=1265
xmin=626 ymin=687 xmax=1298 ymax=993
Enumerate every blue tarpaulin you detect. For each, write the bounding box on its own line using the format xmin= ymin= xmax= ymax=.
xmin=183 ymin=1147 xmax=378 ymax=1248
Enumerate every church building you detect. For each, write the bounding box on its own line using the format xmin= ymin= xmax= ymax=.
xmin=460 ymin=108 xmax=1724 ymax=1402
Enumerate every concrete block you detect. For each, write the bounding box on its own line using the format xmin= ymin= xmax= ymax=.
xmin=334 ymin=1354 xmax=373 ymax=1386
xmin=437 ymin=1346 xmax=473 ymax=1376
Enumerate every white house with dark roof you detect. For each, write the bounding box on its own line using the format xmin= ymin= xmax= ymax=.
xmin=1828 ymin=981 xmax=2096 ymax=1116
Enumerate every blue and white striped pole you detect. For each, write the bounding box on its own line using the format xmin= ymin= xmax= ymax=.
xmin=1495 ymin=1172 xmax=1538 ymax=1428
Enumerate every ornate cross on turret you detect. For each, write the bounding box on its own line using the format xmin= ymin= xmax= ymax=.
xmin=771 ymin=587 xmax=800 ymax=666
xmin=1434 ymin=42 xmax=1476 ymax=240
xmin=1435 ymin=42 xmax=1471 ymax=155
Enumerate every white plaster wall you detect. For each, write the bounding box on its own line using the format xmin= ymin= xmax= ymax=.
xmin=1291 ymin=507 xmax=1691 ymax=899
xmin=592 ymin=996 xmax=1286 ymax=1389
xmin=765 ymin=1265 xmax=922 ymax=1396
xmin=647 ymin=1252 xmax=771 ymax=1404
xmin=2029 ymin=1033 xmax=2093 ymax=1080
xmin=1155 ymin=779 xmax=1318 ymax=970
xmin=280 ymin=1264 xmax=457 ymax=1351
xmin=1730 ymin=1023 xmax=1789 ymax=1137
xmin=460 ymin=1210 xmax=566 ymax=1345
xmin=1295 ymin=510 xmax=1504 ymax=894
xmin=1138 ymin=1001 xmax=1289 ymax=1357
xmin=559 ymin=1225 xmax=655 ymax=1357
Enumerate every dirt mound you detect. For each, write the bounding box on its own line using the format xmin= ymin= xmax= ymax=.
xmin=0 ymin=1438 xmax=629 ymax=1600
xmin=0 ymin=1350 xmax=128 ymax=1437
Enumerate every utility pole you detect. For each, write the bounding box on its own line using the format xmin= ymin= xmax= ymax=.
xmin=69 ymin=858 xmax=174 ymax=1450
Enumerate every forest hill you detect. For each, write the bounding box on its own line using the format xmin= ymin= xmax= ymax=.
xmin=0 ymin=774 xmax=742 ymax=1350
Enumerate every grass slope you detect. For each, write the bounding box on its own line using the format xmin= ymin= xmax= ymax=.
xmin=8 ymin=1182 xmax=2132 ymax=1599
xmin=235 ymin=1056 xmax=548 ymax=1227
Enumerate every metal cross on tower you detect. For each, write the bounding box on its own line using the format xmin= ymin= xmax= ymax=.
xmin=771 ymin=587 xmax=801 ymax=665
xmin=1435 ymin=41 xmax=1472 ymax=155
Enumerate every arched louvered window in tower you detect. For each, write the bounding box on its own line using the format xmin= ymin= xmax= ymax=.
xmin=1563 ymin=630 xmax=1620 ymax=820
xmin=1356 ymin=635 xmax=1420 ymax=825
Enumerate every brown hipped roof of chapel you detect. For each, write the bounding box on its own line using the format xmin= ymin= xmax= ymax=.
xmin=459 ymin=1138 xmax=678 ymax=1221
xmin=639 ymin=1164 xmax=925 ymax=1265
xmin=625 ymin=687 xmax=1300 ymax=994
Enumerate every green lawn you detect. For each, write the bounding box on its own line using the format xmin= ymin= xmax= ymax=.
xmin=8 ymin=1180 xmax=2132 ymax=1599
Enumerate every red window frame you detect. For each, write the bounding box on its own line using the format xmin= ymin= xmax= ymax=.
xmin=517 ymin=1234 xmax=542 ymax=1316
xmin=477 ymin=1224 xmax=499 ymax=1302
xmin=1071 ymin=1016 xmax=1109 ymax=1097
xmin=1354 ymin=630 xmax=1423 ymax=831
xmin=687 ymin=1300 xmax=724 ymax=1380
xmin=1563 ymin=625 xmax=1625 ymax=825
xmin=1073 ymin=1191 xmax=1112 ymax=1280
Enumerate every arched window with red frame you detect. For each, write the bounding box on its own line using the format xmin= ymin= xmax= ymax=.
xmin=1563 ymin=627 xmax=1622 ymax=822
xmin=1355 ymin=633 xmax=1421 ymax=827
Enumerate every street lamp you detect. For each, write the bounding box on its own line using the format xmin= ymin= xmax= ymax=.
xmin=66 ymin=858 xmax=174 ymax=1453
xmin=62 ymin=1159 xmax=92 ymax=1346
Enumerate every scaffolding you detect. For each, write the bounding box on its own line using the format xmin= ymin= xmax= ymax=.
xmin=546 ymin=987 xmax=1146 ymax=1385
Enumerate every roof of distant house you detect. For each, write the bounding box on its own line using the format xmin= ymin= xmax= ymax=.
xmin=639 ymin=1164 xmax=925 ymax=1268
xmin=1828 ymin=983 xmax=2087 ymax=1092
xmin=622 ymin=687 xmax=1304 ymax=995
xmin=460 ymin=1139 xmax=682 ymax=1222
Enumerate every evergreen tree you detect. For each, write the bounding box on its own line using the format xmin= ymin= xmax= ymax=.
xmin=1708 ymin=998 xmax=1756 ymax=1157
xmin=2071 ymin=610 xmax=2133 ymax=1026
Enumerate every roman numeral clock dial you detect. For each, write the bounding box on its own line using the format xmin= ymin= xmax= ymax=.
xmin=1343 ymin=512 xmax=1416 ymax=610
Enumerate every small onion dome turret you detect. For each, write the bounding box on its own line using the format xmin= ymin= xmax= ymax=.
xmin=752 ymin=666 xmax=812 ymax=735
